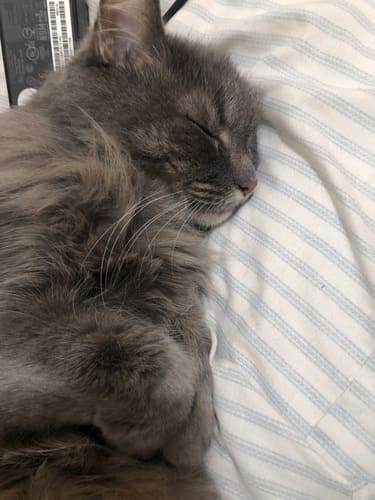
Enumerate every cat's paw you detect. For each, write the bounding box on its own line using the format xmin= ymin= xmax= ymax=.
xmin=162 ymin=371 xmax=214 ymax=467
xmin=94 ymin=333 xmax=198 ymax=460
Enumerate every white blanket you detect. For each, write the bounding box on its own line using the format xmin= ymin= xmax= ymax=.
xmin=162 ymin=1 xmax=374 ymax=499
xmin=2 ymin=1 xmax=374 ymax=498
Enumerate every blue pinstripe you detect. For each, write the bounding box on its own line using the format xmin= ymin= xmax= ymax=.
xmin=251 ymin=204 xmax=373 ymax=331
xmin=216 ymin=326 xmax=312 ymax=436
xmin=215 ymin=395 xmax=306 ymax=444
xmin=325 ymin=0 xmax=375 ymax=34
xmin=215 ymin=270 xmax=374 ymax=434
xmin=251 ymin=195 xmax=374 ymax=297
xmin=259 ymin=144 xmax=375 ymax=234
xmin=212 ymin=257 xmax=366 ymax=395
xmin=260 ymin=11 xmax=375 ymax=59
xmin=260 ymin=121 xmax=375 ymax=202
xmin=211 ymin=447 xmax=340 ymax=499
xmin=309 ymin=428 xmax=375 ymax=483
xmin=268 ymin=129 xmax=375 ymax=202
xmin=260 ymin=57 xmax=375 ymax=130
xmin=262 ymin=98 xmax=375 ymax=167
xmin=212 ymin=298 xmax=374 ymax=482
xmin=212 ymin=292 xmax=374 ymax=430
xmin=258 ymin=171 xmax=375 ymax=263
xmin=212 ymin=234 xmax=374 ymax=344
xmin=228 ymin=214 xmax=374 ymax=336
xmin=167 ymin=2 xmax=375 ymax=497
xmin=220 ymin=430 xmax=355 ymax=494
xmin=349 ymin=381 xmax=375 ymax=413
xmin=211 ymin=269 xmax=375 ymax=456
xmin=189 ymin=1 xmax=375 ymax=59
xmin=212 ymin=0 xmax=375 ymax=35
xmin=328 ymin=404 xmax=375 ymax=454
xmin=175 ymin=16 xmax=375 ymax=86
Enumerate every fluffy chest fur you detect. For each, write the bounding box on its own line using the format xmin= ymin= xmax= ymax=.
xmin=0 ymin=110 xmax=209 ymax=328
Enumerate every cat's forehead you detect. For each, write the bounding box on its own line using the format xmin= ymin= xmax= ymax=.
xmin=177 ymin=91 xmax=218 ymax=123
xmin=168 ymin=47 xmax=250 ymax=118
xmin=169 ymin=43 xmax=254 ymax=113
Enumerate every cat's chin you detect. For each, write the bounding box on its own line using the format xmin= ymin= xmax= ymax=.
xmin=193 ymin=212 xmax=233 ymax=232
xmin=192 ymin=193 xmax=253 ymax=231
xmin=192 ymin=205 xmax=245 ymax=232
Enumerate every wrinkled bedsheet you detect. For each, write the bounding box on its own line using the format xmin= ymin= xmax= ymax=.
xmin=162 ymin=1 xmax=375 ymax=498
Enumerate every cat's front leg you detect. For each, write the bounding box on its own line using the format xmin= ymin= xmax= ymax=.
xmin=162 ymin=305 xmax=215 ymax=467
xmin=0 ymin=305 xmax=199 ymax=461
xmin=163 ymin=366 xmax=214 ymax=467
xmin=94 ymin=338 xmax=198 ymax=461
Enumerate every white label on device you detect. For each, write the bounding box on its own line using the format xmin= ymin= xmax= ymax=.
xmin=47 ymin=0 xmax=75 ymax=71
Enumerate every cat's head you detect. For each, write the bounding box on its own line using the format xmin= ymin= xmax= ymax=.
xmin=83 ymin=0 xmax=259 ymax=229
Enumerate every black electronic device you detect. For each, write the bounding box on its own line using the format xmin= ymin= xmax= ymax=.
xmin=0 ymin=0 xmax=89 ymax=106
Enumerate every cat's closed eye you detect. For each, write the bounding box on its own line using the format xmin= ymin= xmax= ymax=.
xmin=186 ymin=116 xmax=217 ymax=141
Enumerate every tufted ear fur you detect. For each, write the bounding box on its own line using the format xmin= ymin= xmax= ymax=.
xmin=92 ymin=0 xmax=165 ymax=66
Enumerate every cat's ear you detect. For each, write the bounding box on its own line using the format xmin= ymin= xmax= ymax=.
xmin=92 ymin=0 xmax=165 ymax=65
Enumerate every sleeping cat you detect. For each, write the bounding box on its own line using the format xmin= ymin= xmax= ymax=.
xmin=0 ymin=0 xmax=259 ymax=498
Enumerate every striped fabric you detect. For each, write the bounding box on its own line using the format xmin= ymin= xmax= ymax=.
xmin=2 ymin=1 xmax=375 ymax=498
xmin=160 ymin=1 xmax=375 ymax=499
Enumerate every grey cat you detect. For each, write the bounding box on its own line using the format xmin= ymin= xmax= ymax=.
xmin=0 ymin=0 xmax=259 ymax=498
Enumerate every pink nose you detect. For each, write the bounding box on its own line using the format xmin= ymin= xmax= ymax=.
xmin=239 ymin=179 xmax=258 ymax=195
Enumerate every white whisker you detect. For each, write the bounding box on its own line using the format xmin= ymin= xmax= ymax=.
xmin=171 ymin=201 xmax=203 ymax=272
xmin=137 ymin=199 xmax=191 ymax=283
xmin=99 ymin=190 xmax=183 ymax=307
xmin=109 ymin=194 xmax=186 ymax=289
